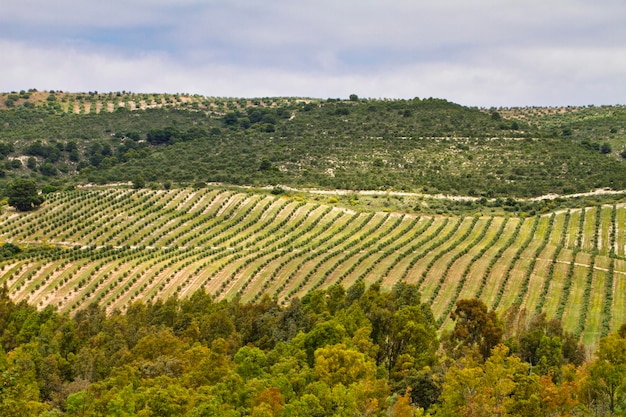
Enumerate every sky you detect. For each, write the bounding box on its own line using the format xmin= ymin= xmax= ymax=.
xmin=1 ymin=0 xmax=625 ymax=107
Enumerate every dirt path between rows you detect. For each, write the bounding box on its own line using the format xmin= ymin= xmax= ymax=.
xmin=78 ymin=182 xmax=625 ymax=203
xmin=270 ymin=186 xmax=625 ymax=202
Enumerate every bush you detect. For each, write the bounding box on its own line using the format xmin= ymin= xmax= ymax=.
xmin=600 ymin=143 xmax=612 ymax=154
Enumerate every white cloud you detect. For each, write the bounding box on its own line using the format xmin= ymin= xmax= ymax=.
xmin=1 ymin=1 xmax=626 ymax=106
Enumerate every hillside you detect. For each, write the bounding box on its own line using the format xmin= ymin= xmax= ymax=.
xmin=1 ymin=90 xmax=626 ymax=197
xmin=1 ymin=91 xmax=626 ymax=349
xmin=1 ymin=185 xmax=624 ymax=348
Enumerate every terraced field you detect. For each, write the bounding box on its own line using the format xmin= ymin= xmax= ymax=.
xmin=0 ymin=186 xmax=624 ymax=346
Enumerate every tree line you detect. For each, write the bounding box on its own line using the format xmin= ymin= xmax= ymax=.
xmin=0 ymin=282 xmax=624 ymax=416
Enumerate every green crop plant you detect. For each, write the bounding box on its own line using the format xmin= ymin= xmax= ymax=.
xmin=491 ymin=215 xmax=540 ymax=310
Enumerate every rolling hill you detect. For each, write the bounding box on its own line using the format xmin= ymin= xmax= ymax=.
xmin=0 ymin=185 xmax=624 ymax=348
xmin=1 ymin=90 xmax=625 ymax=347
xmin=1 ymin=91 xmax=626 ymax=197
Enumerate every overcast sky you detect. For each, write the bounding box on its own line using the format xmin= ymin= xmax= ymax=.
xmin=1 ymin=0 xmax=625 ymax=107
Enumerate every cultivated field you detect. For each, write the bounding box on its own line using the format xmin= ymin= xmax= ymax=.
xmin=1 ymin=186 xmax=624 ymax=347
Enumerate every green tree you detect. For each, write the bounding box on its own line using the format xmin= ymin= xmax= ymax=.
xmin=314 ymin=343 xmax=376 ymax=387
xmin=0 ymin=243 xmax=21 ymax=259
xmin=304 ymin=320 xmax=346 ymax=366
xmin=436 ymin=345 xmax=533 ymax=417
xmin=39 ymin=162 xmax=58 ymax=177
xmin=0 ymin=345 xmax=48 ymax=416
xmin=385 ymin=305 xmax=438 ymax=374
xmin=588 ymin=332 xmax=626 ymax=417
xmin=6 ymin=178 xmax=44 ymax=211
xmin=132 ymin=175 xmax=145 ymax=189
xmin=234 ymin=346 xmax=268 ymax=379
xmin=449 ymin=299 xmax=503 ymax=360
xmin=534 ymin=336 xmax=563 ymax=378
xmin=223 ymin=112 xmax=238 ymax=126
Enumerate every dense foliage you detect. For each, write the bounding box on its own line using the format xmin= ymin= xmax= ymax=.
xmin=0 ymin=282 xmax=624 ymax=416
xmin=1 ymin=92 xmax=625 ymax=197
xmin=6 ymin=178 xmax=44 ymax=211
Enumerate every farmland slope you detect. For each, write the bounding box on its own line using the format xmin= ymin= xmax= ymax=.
xmin=1 ymin=186 xmax=623 ymax=347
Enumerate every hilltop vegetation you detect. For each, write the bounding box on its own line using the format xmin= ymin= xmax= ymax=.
xmin=1 ymin=90 xmax=626 ymax=197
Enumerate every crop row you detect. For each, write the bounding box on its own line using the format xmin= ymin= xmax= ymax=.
xmin=435 ymin=216 xmax=497 ymax=326
xmin=0 ymin=188 xmax=624 ymax=343
xmin=575 ymin=207 xmax=602 ymax=337
xmin=491 ymin=215 xmax=541 ymax=310
xmin=535 ymin=211 xmax=571 ymax=314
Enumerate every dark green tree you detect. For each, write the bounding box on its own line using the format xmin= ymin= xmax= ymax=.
xmin=449 ymin=298 xmax=503 ymax=360
xmin=132 ymin=175 xmax=146 ymax=189
xmin=601 ymin=143 xmax=613 ymax=154
xmin=223 ymin=112 xmax=238 ymax=126
xmin=6 ymin=178 xmax=44 ymax=212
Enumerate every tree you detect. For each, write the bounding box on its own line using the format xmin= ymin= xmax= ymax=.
xmin=259 ymin=159 xmax=274 ymax=171
xmin=538 ymin=368 xmax=580 ymax=417
xmin=223 ymin=112 xmax=238 ymax=126
xmin=314 ymin=343 xmax=376 ymax=387
xmin=449 ymin=299 xmax=503 ymax=360
xmin=588 ymin=332 xmax=626 ymax=417
xmin=384 ymin=305 xmax=438 ymax=374
xmin=436 ymin=345 xmax=533 ymax=417
xmin=254 ymin=387 xmax=285 ymax=417
xmin=0 ymin=345 xmax=48 ymax=415
xmin=0 ymin=142 xmax=14 ymax=157
xmin=234 ymin=346 xmax=268 ymax=379
xmin=390 ymin=388 xmax=415 ymax=417
xmin=39 ymin=163 xmax=58 ymax=177
xmin=6 ymin=178 xmax=44 ymax=212
xmin=304 ymin=320 xmax=345 ymax=366
xmin=132 ymin=175 xmax=145 ymax=189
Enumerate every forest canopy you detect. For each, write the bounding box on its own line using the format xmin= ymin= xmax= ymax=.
xmin=0 ymin=282 xmax=624 ymax=416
